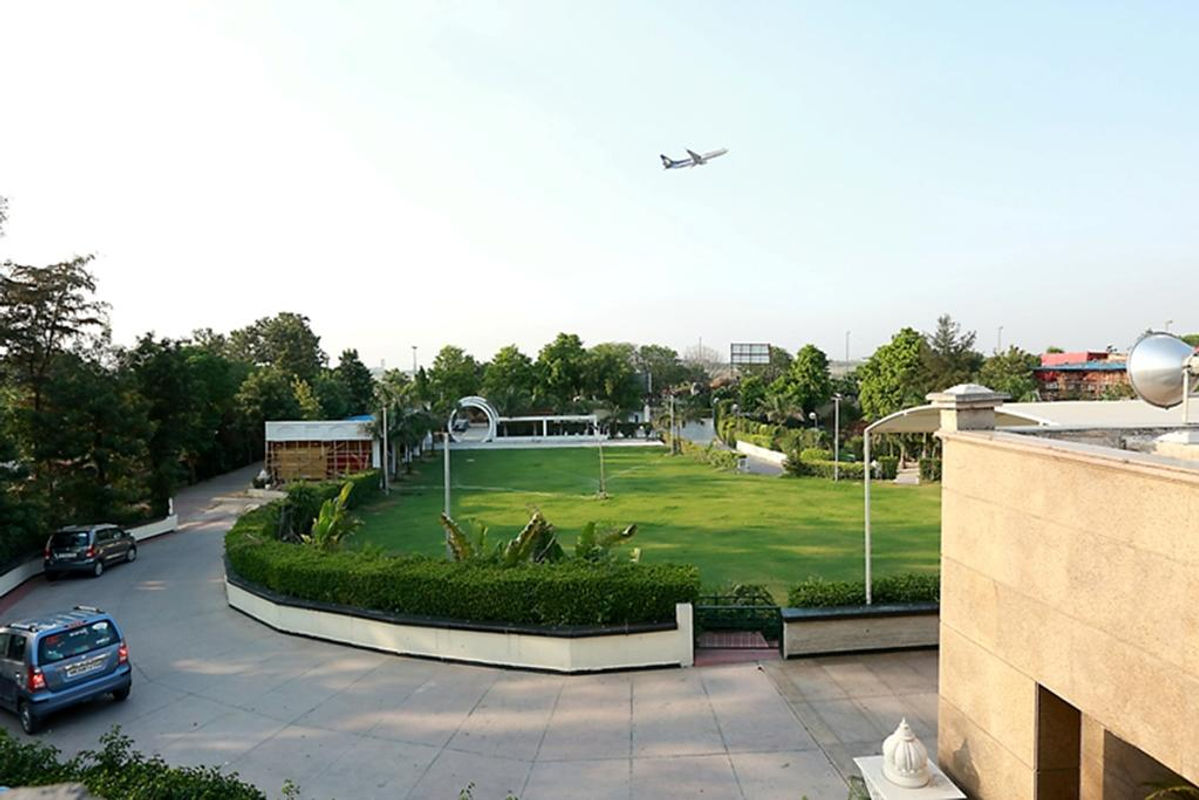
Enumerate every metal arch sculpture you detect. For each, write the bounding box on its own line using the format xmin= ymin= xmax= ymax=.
xmin=448 ymin=396 xmax=501 ymax=442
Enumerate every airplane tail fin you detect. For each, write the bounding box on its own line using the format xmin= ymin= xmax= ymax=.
xmin=659 ymin=154 xmax=672 ymax=168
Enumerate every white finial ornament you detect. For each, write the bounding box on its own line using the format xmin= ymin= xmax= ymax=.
xmin=882 ymin=718 xmax=930 ymax=788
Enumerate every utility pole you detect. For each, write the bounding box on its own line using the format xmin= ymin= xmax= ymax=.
xmin=844 ymin=330 xmax=850 ymax=365
xmin=997 ymin=325 xmax=1004 ymax=353
xmin=598 ymin=437 xmax=607 ymax=497
xmin=381 ymin=405 xmax=389 ymax=494
xmin=412 ymin=345 xmax=418 ymax=374
xmin=669 ymin=393 xmax=677 ymax=455
xmin=443 ymin=431 xmax=451 ymax=519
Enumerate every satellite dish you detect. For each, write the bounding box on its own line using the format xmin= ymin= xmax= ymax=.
xmin=1126 ymin=332 xmax=1198 ymax=409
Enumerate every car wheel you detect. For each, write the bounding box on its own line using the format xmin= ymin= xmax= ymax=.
xmin=126 ymin=546 xmax=137 ymax=563
xmin=92 ymin=560 xmax=104 ymax=578
xmin=18 ymin=701 xmax=39 ymax=735
xmin=113 ymin=685 xmax=131 ymax=702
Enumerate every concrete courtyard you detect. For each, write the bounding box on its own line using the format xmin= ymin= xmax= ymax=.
xmin=0 ymin=467 xmax=937 ymax=799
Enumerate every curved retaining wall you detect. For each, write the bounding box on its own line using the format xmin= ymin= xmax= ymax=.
xmin=225 ymin=571 xmax=694 ymax=673
xmin=735 ymin=440 xmax=788 ymax=466
xmin=0 ymin=513 xmax=179 ymax=600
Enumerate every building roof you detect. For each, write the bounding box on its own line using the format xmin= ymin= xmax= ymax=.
xmin=265 ymin=420 xmax=373 ymax=442
xmin=866 ymin=398 xmax=1187 ymax=435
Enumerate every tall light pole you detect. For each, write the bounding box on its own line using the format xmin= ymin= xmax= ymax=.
xmin=833 ymin=393 xmax=842 ymax=482
xmin=808 ymin=410 xmax=818 ymax=429
xmin=381 ymin=404 xmax=389 ymax=494
xmin=1166 ymin=319 xmax=1174 ymax=332
xmin=997 ymin=325 xmax=1004 ymax=353
xmin=844 ymin=330 xmax=851 ymax=365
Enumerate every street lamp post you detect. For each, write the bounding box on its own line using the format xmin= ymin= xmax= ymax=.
xmin=833 ymin=393 xmax=842 ymax=482
xmin=844 ymin=330 xmax=850 ymax=365
xmin=412 ymin=345 xmax=418 ymax=374
xmin=808 ymin=410 xmax=818 ymax=429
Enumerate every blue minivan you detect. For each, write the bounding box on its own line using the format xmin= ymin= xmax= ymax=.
xmin=0 ymin=606 xmax=132 ymax=734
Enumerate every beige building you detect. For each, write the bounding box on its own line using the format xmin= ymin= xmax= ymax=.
xmin=932 ymin=388 xmax=1199 ymax=798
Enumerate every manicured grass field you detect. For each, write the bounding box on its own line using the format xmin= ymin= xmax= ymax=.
xmin=356 ymin=446 xmax=941 ymax=600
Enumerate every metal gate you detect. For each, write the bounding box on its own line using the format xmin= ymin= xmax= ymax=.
xmin=694 ymin=593 xmax=782 ymax=649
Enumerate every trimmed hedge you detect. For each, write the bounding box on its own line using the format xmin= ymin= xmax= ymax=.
xmin=0 ymin=727 xmax=271 ymax=799
xmin=783 ymin=459 xmax=866 ymax=480
xmin=281 ymin=470 xmax=380 ymax=536
xmin=787 ymin=573 xmax=940 ymax=608
xmin=226 ymin=501 xmax=700 ymax=627
xmin=679 ymin=439 xmax=740 ymax=471
xmin=919 ymin=457 xmax=942 ymax=482
xmin=876 ymin=456 xmax=899 ymax=480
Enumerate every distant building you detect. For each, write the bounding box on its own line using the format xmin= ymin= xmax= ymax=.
xmin=1033 ymin=350 xmax=1129 ymax=399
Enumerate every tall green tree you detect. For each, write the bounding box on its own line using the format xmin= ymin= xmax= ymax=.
xmin=585 ymin=342 xmax=640 ymax=413
xmin=426 ymin=345 xmax=481 ymax=417
xmin=481 ymin=345 xmax=536 ymax=415
xmin=978 ymin=346 xmax=1040 ymax=401
xmin=0 ymin=255 xmax=109 ymax=413
xmin=738 ymin=374 xmax=767 ymax=414
xmin=921 ymin=314 xmax=983 ymax=391
xmin=313 ymin=372 xmax=351 ymax=419
xmin=634 ymin=344 xmax=690 ymax=397
xmin=234 ymin=367 xmax=302 ymax=454
xmin=292 ymin=378 xmax=324 ymax=420
xmin=770 ymin=344 xmax=832 ymax=415
xmin=335 ymin=348 xmax=376 ymax=416
xmin=536 ymin=333 xmax=588 ymax=410
xmin=227 ymin=312 xmax=326 ymax=382
xmin=858 ymin=327 xmax=927 ymax=420
xmin=739 ymin=345 xmax=792 ymax=383
xmin=1181 ymin=333 xmax=1199 ymax=348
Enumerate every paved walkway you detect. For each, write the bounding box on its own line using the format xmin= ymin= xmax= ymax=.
xmin=1 ymin=467 xmax=939 ymax=799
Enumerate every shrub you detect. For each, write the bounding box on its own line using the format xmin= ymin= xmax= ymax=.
xmin=281 ymin=470 xmax=379 ymax=538
xmin=0 ymin=727 xmax=270 ymax=799
xmin=799 ymin=448 xmax=832 ymax=462
xmin=679 ymin=439 xmax=740 ymax=470
xmin=226 ymin=501 xmax=700 ymax=627
xmin=782 ymin=459 xmax=865 ymax=480
xmin=876 ymin=456 xmax=899 ymax=480
xmin=787 ymin=573 xmax=940 ymax=607
xmin=919 ymin=457 xmax=942 ymax=482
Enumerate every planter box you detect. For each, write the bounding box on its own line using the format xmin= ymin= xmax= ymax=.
xmin=781 ymin=603 xmax=939 ymax=658
xmin=225 ymin=569 xmax=694 ymax=673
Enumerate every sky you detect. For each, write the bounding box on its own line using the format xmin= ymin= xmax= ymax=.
xmin=1 ymin=1 xmax=1197 ymax=370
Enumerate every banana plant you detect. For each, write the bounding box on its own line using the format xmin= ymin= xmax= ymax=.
xmin=301 ymin=482 xmax=361 ymax=551
xmin=439 ymin=511 xmax=636 ymax=565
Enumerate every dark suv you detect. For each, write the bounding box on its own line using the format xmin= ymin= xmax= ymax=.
xmin=0 ymin=606 xmax=132 ymax=734
xmin=44 ymin=524 xmax=137 ymax=580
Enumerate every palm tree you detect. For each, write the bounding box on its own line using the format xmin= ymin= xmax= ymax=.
xmin=760 ymin=392 xmax=798 ymax=425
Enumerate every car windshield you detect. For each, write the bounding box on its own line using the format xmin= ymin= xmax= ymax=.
xmin=37 ymin=620 xmax=117 ymax=664
xmin=50 ymin=532 xmax=89 ymax=548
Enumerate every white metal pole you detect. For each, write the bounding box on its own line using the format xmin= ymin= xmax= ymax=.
xmin=833 ymin=396 xmax=840 ymax=482
xmin=864 ymin=431 xmax=872 ymax=605
xmin=381 ymin=405 xmax=389 ymax=494
xmin=599 ymin=437 xmax=606 ymax=496
xmin=443 ymin=432 xmax=451 ymax=519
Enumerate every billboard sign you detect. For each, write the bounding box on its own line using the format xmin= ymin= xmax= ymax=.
xmin=730 ymin=342 xmax=771 ymax=366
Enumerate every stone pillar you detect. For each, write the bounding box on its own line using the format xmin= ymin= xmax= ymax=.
xmin=927 ymin=384 xmax=1007 ymax=433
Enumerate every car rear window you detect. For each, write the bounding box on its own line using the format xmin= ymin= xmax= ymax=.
xmin=37 ymin=620 xmax=118 ymax=664
xmin=50 ymin=531 xmax=89 ymax=548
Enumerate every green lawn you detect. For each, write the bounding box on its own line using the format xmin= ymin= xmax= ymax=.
xmin=356 ymin=446 xmax=941 ymax=600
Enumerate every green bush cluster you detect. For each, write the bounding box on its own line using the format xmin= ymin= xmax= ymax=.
xmin=876 ymin=456 xmax=899 ymax=480
xmin=919 ymin=457 xmax=942 ymax=482
xmin=0 ymin=727 xmax=271 ymax=799
xmin=717 ymin=417 xmax=826 ymax=454
xmin=787 ymin=573 xmax=940 ymax=608
xmin=678 ymin=439 xmax=740 ymax=471
xmin=281 ymin=470 xmax=379 ymax=536
xmin=784 ymin=459 xmax=867 ymax=480
xmin=798 ymin=448 xmax=832 ymax=462
xmin=226 ymin=501 xmax=700 ymax=627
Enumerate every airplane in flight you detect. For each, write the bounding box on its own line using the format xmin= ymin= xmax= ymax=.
xmin=660 ymin=147 xmax=729 ymax=170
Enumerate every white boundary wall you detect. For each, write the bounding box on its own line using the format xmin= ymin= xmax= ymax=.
xmin=0 ymin=513 xmax=178 ymax=600
xmin=226 ymin=580 xmax=694 ymax=673
xmin=735 ymin=439 xmax=788 ymax=466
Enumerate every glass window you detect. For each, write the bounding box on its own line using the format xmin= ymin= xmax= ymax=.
xmin=50 ymin=531 xmax=89 ymax=548
xmin=37 ymin=620 xmax=117 ymax=664
xmin=6 ymin=635 xmax=25 ymax=661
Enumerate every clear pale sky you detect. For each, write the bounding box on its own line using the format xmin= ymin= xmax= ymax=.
xmin=2 ymin=2 xmax=1196 ymax=369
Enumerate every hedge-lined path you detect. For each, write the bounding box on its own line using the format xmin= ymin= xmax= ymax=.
xmin=3 ymin=466 xmax=876 ymax=799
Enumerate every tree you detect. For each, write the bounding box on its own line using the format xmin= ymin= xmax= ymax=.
xmin=634 ymin=344 xmax=690 ymax=397
xmin=536 ymin=333 xmax=588 ymax=410
xmin=858 ymin=327 xmax=926 ymax=420
xmin=759 ymin=391 xmax=797 ymax=425
xmin=234 ymin=367 xmax=301 ymax=455
xmin=585 ymin=342 xmax=640 ymax=413
xmin=682 ymin=342 xmax=724 ymax=380
xmin=739 ymin=345 xmax=792 ymax=383
xmin=481 ymin=345 xmax=536 ymax=415
xmin=313 ymin=372 xmax=351 ymax=420
xmin=0 ymin=255 xmax=109 ymax=413
xmin=0 ymin=195 xmax=7 ymax=236
xmin=738 ymin=374 xmax=767 ymax=414
xmin=426 ymin=345 xmax=480 ymax=417
xmin=921 ymin=314 xmax=982 ymax=391
xmin=1046 ymin=345 xmax=1064 ymax=354
xmin=292 ymin=378 xmax=324 ymax=420
xmin=227 ymin=312 xmax=326 ymax=382
xmin=335 ymin=348 xmax=376 ymax=416
xmin=1181 ymin=334 xmax=1199 ymax=348
xmin=771 ymin=344 xmax=831 ymax=415
xmin=978 ymin=346 xmax=1040 ymax=402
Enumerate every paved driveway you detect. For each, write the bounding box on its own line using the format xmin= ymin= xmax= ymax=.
xmin=0 ymin=467 xmax=856 ymax=800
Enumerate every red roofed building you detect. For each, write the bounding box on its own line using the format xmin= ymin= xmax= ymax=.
xmin=1034 ymin=350 xmax=1130 ymax=400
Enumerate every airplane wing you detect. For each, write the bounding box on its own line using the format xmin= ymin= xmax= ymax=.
xmin=701 ymin=148 xmax=728 ymax=160
xmin=685 ymin=149 xmax=704 ymax=164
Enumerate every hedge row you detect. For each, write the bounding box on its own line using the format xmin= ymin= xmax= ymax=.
xmin=0 ymin=727 xmax=272 ymax=799
xmin=787 ymin=573 xmax=940 ymax=608
xmin=784 ymin=459 xmax=866 ymax=480
xmin=281 ymin=470 xmax=380 ymax=535
xmin=226 ymin=502 xmax=700 ymax=627
xmin=717 ymin=417 xmax=826 ymax=454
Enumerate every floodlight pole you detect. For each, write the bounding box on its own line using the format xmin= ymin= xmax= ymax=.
xmin=863 ymin=430 xmax=872 ymax=605
xmin=381 ymin=405 xmax=390 ymax=494
xmin=443 ymin=430 xmax=451 ymax=519
xmin=598 ymin=436 xmax=607 ymax=497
